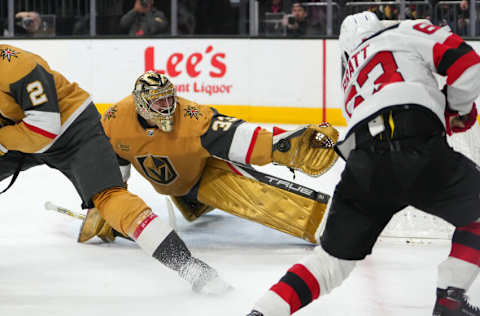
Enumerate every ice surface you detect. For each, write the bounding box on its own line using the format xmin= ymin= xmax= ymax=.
xmin=0 ymin=125 xmax=478 ymax=316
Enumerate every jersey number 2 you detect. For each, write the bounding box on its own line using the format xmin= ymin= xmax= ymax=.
xmin=344 ymin=52 xmax=404 ymax=117
xmin=26 ymin=81 xmax=48 ymax=106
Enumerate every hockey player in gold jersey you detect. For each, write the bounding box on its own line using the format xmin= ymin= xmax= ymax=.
xmin=0 ymin=45 xmax=231 ymax=294
xmin=78 ymin=71 xmax=339 ymax=245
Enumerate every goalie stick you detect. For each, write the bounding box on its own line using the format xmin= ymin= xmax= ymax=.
xmin=44 ymin=199 xmax=178 ymax=229
xmin=44 ymin=201 xmax=86 ymax=220
xmin=224 ymin=161 xmax=331 ymax=204
xmin=44 ymin=162 xmax=331 ymax=224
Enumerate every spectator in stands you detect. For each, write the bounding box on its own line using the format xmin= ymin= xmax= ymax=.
xmin=261 ymin=0 xmax=284 ymax=15
xmin=303 ymin=0 xmax=327 ymax=35
xmin=457 ymin=0 xmax=470 ymax=35
xmin=372 ymin=2 xmax=399 ymax=20
xmin=283 ymin=2 xmax=317 ymax=37
xmin=177 ymin=0 xmax=196 ymax=35
xmin=120 ymin=0 xmax=168 ymax=36
xmin=8 ymin=11 xmax=43 ymax=37
xmin=259 ymin=0 xmax=286 ymax=35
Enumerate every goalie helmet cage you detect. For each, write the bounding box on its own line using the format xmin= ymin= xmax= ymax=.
xmin=379 ymin=121 xmax=480 ymax=242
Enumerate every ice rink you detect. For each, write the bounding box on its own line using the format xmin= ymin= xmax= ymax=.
xmin=1 ymin=125 xmax=479 ymax=316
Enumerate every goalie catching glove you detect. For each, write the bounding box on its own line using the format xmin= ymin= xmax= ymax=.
xmin=272 ymin=123 xmax=339 ymax=176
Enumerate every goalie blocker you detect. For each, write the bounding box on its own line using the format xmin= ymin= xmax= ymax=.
xmin=78 ymin=158 xmax=331 ymax=244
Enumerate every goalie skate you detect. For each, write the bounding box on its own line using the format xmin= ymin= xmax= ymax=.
xmin=179 ymin=258 xmax=233 ymax=295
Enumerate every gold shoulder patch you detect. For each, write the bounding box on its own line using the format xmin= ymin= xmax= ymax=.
xmin=0 ymin=47 xmax=20 ymax=62
xmin=104 ymin=104 xmax=118 ymax=120
xmin=183 ymin=105 xmax=203 ymax=120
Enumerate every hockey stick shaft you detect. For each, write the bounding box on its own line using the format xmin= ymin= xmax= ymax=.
xmin=44 ymin=201 xmax=86 ymax=220
xmin=227 ymin=161 xmax=330 ymax=204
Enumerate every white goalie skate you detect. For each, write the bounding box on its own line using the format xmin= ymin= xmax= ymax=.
xmin=179 ymin=257 xmax=233 ymax=295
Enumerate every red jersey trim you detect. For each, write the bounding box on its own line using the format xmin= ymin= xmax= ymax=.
xmin=22 ymin=121 xmax=57 ymax=139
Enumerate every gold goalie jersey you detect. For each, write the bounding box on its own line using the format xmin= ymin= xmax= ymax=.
xmin=0 ymin=44 xmax=91 ymax=153
xmin=102 ymin=95 xmax=273 ymax=197
xmin=101 ymin=95 xmax=333 ymax=243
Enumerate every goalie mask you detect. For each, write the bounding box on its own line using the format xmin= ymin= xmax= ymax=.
xmin=339 ymin=11 xmax=384 ymax=69
xmin=133 ymin=71 xmax=177 ymax=132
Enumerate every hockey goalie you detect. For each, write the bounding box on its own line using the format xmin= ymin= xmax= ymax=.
xmin=78 ymin=71 xmax=339 ymax=245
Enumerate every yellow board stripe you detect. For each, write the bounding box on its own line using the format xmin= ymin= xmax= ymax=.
xmin=95 ymin=104 xmax=480 ymax=127
xmin=96 ymin=103 xmax=349 ymax=126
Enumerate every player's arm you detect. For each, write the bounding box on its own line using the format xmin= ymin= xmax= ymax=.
xmin=200 ymin=108 xmax=339 ymax=176
xmin=0 ymin=63 xmax=60 ymax=153
xmin=413 ymin=21 xmax=480 ymax=114
xmin=200 ymin=108 xmax=273 ymax=165
xmin=147 ymin=10 xmax=168 ymax=34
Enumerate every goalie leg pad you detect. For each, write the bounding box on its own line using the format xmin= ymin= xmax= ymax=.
xmin=272 ymin=123 xmax=339 ymax=176
xmin=197 ymin=159 xmax=327 ymax=243
xmin=170 ymin=196 xmax=214 ymax=222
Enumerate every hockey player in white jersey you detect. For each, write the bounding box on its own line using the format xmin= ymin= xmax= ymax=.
xmin=246 ymin=12 xmax=480 ymax=316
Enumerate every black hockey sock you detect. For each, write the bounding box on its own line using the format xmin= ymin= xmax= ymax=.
xmin=152 ymin=230 xmax=193 ymax=271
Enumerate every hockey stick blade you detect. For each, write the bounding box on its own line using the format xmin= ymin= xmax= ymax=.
xmin=44 ymin=201 xmax=86 ymax=220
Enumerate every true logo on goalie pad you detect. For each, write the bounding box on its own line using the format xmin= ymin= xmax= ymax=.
xmin=136 ymin=155 xmax=178 ymax=185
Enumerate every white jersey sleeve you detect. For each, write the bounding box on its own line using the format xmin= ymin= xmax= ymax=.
xmin=341 ymin=20 xmax=480 ymax=138
xmin=399 ymin=20 xmax=480 ymax=114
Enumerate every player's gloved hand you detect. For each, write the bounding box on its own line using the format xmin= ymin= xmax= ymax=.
xmin=445 ymin=103 xmax=478 ymax=136
xmin=272 ymin=123 xmax=339 ymax=176
xmin=77 ymin=208 xmax=116 ymax=243
xmin=442 ymin=84 xmax=478 ymax=135
xmin=452 ymin=103 xmax=477 ymax=134
xmin=444 ymin=106 xmax=458 ymax=136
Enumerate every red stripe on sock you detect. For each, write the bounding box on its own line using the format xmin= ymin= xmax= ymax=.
xmin=132 ymin=213 xmax=158 ymax=240
xmin=288 ymin=264 xmax=320 ymax=300
xmin=449 ymin=242 xmax=480 ymax=266
xmin=270 ymin=281 xmax=302 ymax=314
xmin=456 ymin=222 xmax=480 ymax=236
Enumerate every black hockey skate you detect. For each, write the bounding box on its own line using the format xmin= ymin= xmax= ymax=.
xmin=246 ymin=311 xmax=264 ymax=316
xmin=433 ymin=287 xmax=480 ymax=316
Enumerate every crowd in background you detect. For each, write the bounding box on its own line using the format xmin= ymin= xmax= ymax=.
xmin=1 ymin=0 xmax=479 ymax=37
xmin=1 ymin=0 xmax=239 ymax=37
